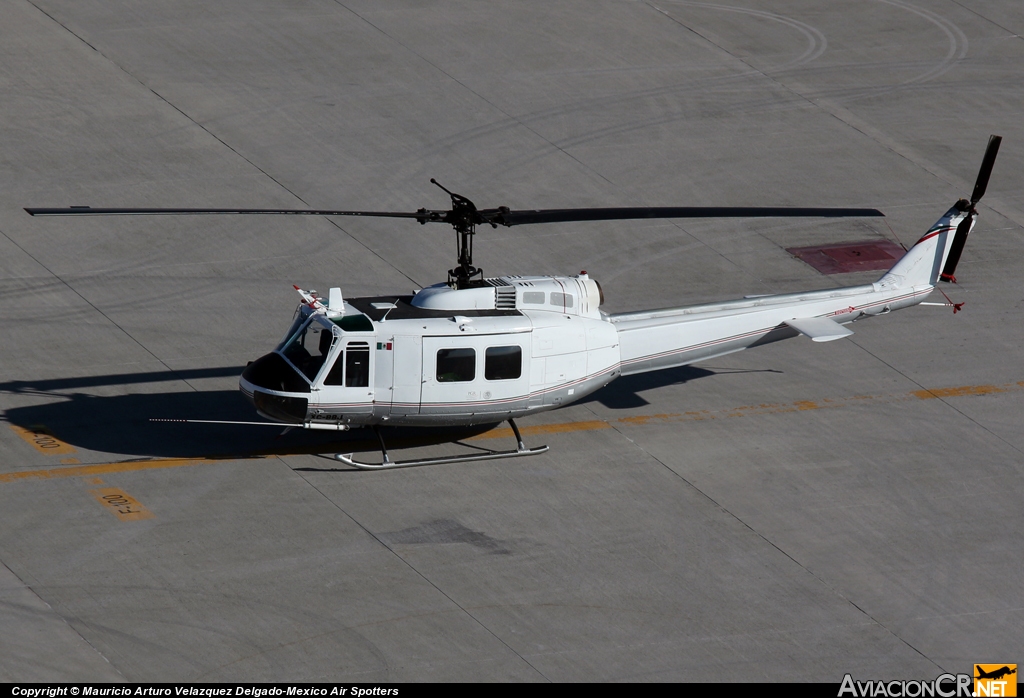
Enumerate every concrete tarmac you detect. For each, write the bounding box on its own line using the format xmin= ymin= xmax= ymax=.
xmin=1 ymin=0 xmax=1022 ymax=682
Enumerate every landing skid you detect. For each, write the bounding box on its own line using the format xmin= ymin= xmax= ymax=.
xmin=335 ymin=419 xmax=548 ymax=470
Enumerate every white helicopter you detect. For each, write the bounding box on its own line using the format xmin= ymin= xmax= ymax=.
xmin=26 ymin=136 xmax=1001 ymax=469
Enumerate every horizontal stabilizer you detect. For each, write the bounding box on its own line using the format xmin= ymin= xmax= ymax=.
xmin=784 ymin=316 xmax=854 ymax=342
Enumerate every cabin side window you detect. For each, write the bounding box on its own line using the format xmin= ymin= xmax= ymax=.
xmin=436 ymin=348 xmax=475 ymax=382
xmin=323 ymin=341 xmax=370 ymax=387
xmin=522 ymin=291 xmax=545 ymax=304
xmin=485 ymin=346 xmax=522 ymax=380
xmin=551 ymin=292 xmax=574 ymax=308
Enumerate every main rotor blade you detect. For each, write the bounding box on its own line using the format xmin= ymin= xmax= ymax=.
xmin=970 ymin=134 xmax=1002 ymax=204
xmin=487 ymin=206 xmax=884 ymax=226
xmin=24 ymin=207 xmax=438 ymax=220
xmin=26 ymin=205 xmax=886 ymax=226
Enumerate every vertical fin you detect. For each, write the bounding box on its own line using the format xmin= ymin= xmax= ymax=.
xmin=880 ymin=135 xmax=1001 ymax=288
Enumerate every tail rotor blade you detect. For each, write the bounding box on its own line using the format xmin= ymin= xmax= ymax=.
xmin=970 ymin=135 xmax=1002 ymax=204
xmin=940 ymin=211 xmax=974 ymax=281
xmin=939 ymin=135 xmax=1003 ymax=282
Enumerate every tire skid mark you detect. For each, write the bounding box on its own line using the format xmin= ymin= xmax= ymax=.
xmin=443 ymin=0 xmax=969 ymax=173
xmin=503 ymin=1 xmax=968 ymax=179
xmin=451 ymin=2 xmax=833 ymax=172
xmin=832 ymin=0 xmax=969 ymax=103
xmin=659 ymin=2 xmax=828 ymax=71
xmin=875 ymin=0 xmax=969 ymax=85
xmin=406 ymin=2 xmax=828 ymax=170
xmin=405 ymin=69 xmax=759 ymax=172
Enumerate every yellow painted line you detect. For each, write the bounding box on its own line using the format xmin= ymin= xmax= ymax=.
xmin=89 ymin=487 xmax=154 ymax=521
xmin=1 ymin=380 xmax=1021 ymax=483
xmin=8 ymin=424 xmax=76 ymax=455
xmin=470 ymin=379 xmax=1024 ymax=440
xmin=912 ymin=384 xmax=1011 ymax=399
xmin=478 ymin=420 xmax=613 ymax=441
xmin=0 ymin=458 xmax=209 ymax=484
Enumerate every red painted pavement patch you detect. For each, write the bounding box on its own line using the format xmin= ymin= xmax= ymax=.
xmin=787 ymin=240 xmax=906 ymax=275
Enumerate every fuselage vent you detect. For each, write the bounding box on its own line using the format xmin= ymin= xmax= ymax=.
xmin=494 ymin=286 xmax=517 ymax=309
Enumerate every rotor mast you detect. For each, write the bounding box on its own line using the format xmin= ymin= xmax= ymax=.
xmin=427 ymin=179 xmax=488 ymax=289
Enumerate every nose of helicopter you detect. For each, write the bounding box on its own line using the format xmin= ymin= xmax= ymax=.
xmin=240 ymin=352 xmax=311 ymax=423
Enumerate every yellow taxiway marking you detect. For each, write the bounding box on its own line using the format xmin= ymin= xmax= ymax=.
xmin=912 ymin=384 xmax=1010 ymax=399
xmin=8 ymin=424 xmax=76 ymax=455
xmin=471 ymin=380 xmax=1024 ymax=440
xmin=0 ymin=458 xmax=209 ymax=484
xmin=1 ymin=380 xmax=1020 ymax=484
xmin=89 ymin=487 xmax=154 ymax=521
xmin=478 ymin=419 xmax=613 ymax=440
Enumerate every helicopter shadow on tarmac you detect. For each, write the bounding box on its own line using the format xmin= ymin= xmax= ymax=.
xmin=1 ymin=364 xmax=756 ymax=461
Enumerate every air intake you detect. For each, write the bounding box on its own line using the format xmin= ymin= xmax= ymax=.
xmin=495 ymin=286 xmax=516 ymax=309
xmin=485 ymin=278 xmax=517 ymax=309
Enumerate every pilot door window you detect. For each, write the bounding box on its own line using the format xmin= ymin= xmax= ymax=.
xmin=281 ymin=320 xmax=334 ymax=382
xmin=324 ymin=342 xmax=370 ymax=387
xmin=436 ymin=348 xmax=476 ymax=382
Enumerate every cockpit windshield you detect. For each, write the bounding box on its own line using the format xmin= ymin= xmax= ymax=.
xmin=277 ymin=308 xmax=307 ymax=351
xmin=280 ymin=317 xmax=335 ymax=382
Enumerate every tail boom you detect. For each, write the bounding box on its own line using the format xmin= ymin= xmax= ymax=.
xmin=610 ymin=282 xmax=929 ymax=376
xmin=608 ymin=136 xmax=1001 ymax=378
xmin=609 ymin=202 xmax=979 ymax=376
